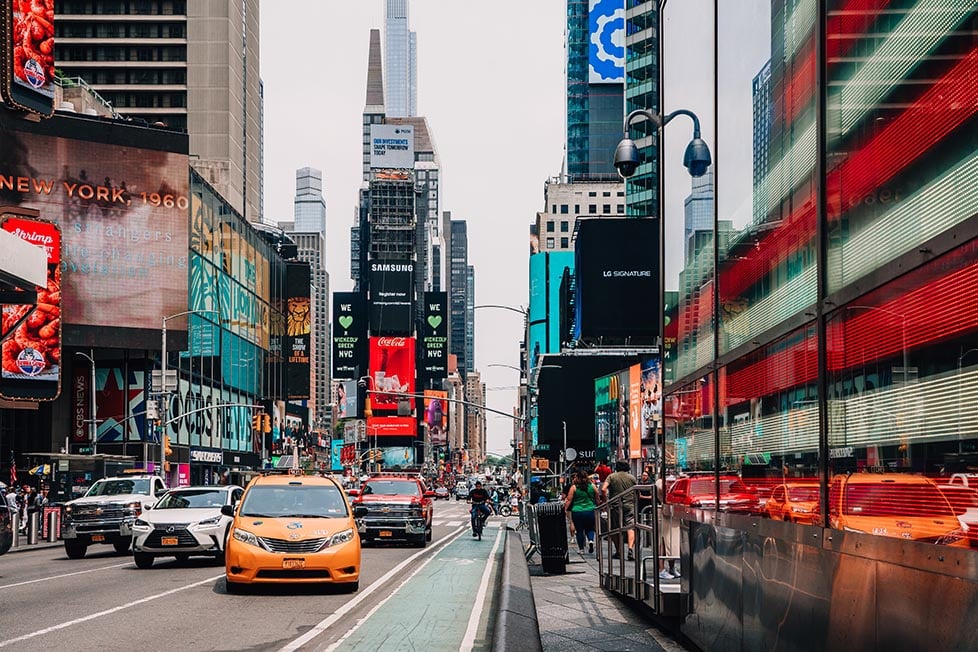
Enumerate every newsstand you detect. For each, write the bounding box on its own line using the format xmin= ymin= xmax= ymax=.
xmin=534 ymin=501 xmax=568 ymax=574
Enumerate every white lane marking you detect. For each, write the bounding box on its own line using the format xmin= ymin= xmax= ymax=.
xmin=278 ymin=524 xmax=468 ymax=652
xmin=459 ymin=528 xmax=504 ymax=652
xmin=320 ymin=528 xmax=470 ymax=652
xmin=0 ymin=562 xmax=131 ymax=590
xmin=0 ymin=574 xmax=223 ymax=648
xmin=445 ymin=520 xmax=463 ymax=527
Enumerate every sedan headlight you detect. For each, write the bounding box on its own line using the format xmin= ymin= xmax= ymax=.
xmin=133 ymin=518 xmax=152 ymax=529
xmin=195 ymin=515 xmax=223 ymax=527
xmin=329 ymin=528 xmax=355 ymax=547
xmin=232 ymin=527 xmax=261 ymax=548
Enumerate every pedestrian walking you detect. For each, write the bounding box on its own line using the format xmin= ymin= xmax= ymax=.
xmin=565 ymin=469 xmax=598 ymax=555
xmin=602 ymin=461 xmax=637 ymax=560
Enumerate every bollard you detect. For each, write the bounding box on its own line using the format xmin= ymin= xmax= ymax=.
xmin=47 ymin=510 xmax=59 ymax=542
xmin=27 ymin=511 xmax=39 ymax=545
xmin=11 ymin=512 xmax=20 ymax=548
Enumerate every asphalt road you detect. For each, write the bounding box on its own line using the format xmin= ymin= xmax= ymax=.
xmin=0 ymin=500 xmax=506 ymax=651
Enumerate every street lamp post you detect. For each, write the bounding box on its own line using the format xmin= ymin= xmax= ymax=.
xmin=74 ymin=350 xmax=97 ymax=455
xmin=160 ymin=309 xmax=218 ymax=481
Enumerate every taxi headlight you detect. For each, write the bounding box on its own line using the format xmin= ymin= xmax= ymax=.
xmin=232 ymin=528 xmax=261 ymax=548
xmin=791 ymin=506 xmax=811 ymax=513
xmin=329 ymin=528 xmax=355 ymax=547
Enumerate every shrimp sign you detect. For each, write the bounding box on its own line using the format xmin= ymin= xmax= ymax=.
xmin=1 ymin=212 xmax=62 ymax=400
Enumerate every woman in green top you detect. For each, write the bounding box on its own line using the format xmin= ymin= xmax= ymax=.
xmin=565 ymin=469 xmax=598 ymax=554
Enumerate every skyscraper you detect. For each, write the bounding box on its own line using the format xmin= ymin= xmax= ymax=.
xmin=752 ymin=60 xmax=773 ymax=226
xmin=624 ymin=1 xmax=659 ymax=217
xmin=449 ymin=220 xmax=470 ymax=375
xmin=384 ymin=0 xmax=417 ymax=118
xmin=466 ymin=265 xmax=476 ymax=373
xmin=566 ymin=0 xmax=625 ymax=179
xmin=293 ymin=168 xmax=326 ymax=232
xmin=55 ymin=0 xmax=263 ymax=221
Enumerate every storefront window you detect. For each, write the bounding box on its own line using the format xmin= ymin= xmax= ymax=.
xmin=663 ymin=374 xmax=718 ymax=508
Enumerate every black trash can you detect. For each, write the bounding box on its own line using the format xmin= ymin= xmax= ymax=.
xmin=534 ymin=501 xmax=568 ymax=574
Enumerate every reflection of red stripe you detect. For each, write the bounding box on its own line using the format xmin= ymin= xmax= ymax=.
xmin=726 ymin=332 xmax=817 ymax=404
xmin=827 ymin=45 xmax=978 ymax=220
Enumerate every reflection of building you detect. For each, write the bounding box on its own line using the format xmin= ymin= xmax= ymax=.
xmin=623 ymin=1 xmax=659 ymax=217
xmin=751 ymin=61 xmax=772 ymax=226
xmin=55 ymin=0 xmax=263 ymax=221
xmin=384 ymin=0 xmax=417 ymax=118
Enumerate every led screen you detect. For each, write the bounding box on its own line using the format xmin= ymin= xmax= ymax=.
xmin=368 ymin=336 xmax=415 ymax=411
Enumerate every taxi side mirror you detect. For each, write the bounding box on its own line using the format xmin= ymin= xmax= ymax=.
xmin=353 ymin=506 xmax=369 ymax=518
xmin=221 ymin=505 xmax=235 ymax=517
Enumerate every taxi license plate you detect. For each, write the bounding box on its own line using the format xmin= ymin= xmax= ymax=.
xmin=379 ymin=530 xmax=393 ymax=538
xmin=282 ymin=558 xmax=305 ymax=569
xmin=161 ymin=537 xmax=179 ymax=546
xmin=91 ymin=534 xmax=105 ymax=542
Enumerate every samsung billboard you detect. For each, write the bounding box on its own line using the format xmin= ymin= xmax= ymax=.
xmin=369 ymin=124 xmax=415 ymax=170
xmin=369 ymin=260 xmax=414 ymax=336
xmin=574 ymin=218 xmax=658 ymax=343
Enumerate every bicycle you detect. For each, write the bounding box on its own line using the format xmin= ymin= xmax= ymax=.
xmin=470 ymin=502 xmax=490 ymax=541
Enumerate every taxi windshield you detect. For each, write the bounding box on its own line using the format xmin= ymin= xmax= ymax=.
xmin=239 ymin=484 xmax=348 ymax=518
xmin=155 ymin=489 xmax=225 ymax=509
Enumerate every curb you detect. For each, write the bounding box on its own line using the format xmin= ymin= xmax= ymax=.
xmin=5 ymin=540 xmax=62 ymax=554
xmin=492 ymin=527 xmax=542 ymax=652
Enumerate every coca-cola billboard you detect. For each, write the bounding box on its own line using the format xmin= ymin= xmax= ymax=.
xmin=368 ymin=336 xmax=415 ymax=411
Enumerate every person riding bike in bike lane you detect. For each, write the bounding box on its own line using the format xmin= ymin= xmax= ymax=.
xmin=468 ymin=481 xmax=492 ymax=538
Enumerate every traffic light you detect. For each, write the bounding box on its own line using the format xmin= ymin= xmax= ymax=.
xmin=517 ymin=441 xmax=524 ymax=454
xmin=252 ymin=414 xmax=261 ymax=431
xmin=262 ymin=414 xmax=271 ymax=433
xmin=163 ymin=436 xmax=173 ymax=457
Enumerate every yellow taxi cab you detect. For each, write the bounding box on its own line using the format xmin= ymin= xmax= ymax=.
xmin=828 ymin=473 xmax=969 ymax=547
xmin=223 ymin=472 xmax=361 ymax=592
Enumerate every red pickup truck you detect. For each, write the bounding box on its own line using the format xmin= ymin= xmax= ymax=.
xmin=350 ymin=475 xmax=435 ymax=547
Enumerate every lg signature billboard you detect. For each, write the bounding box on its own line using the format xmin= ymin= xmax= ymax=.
xmin=0 ymin=113 xmax=190 ymax=333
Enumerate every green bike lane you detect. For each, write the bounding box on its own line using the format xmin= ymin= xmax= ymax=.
xmin=328 ymin=524 xmax=506 ymax=652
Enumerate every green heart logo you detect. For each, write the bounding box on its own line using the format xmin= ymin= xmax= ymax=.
xmin=427 ymin=315 xmax=442 ymax=329
xmin=339 ymin=316 xmax=353 ymax=329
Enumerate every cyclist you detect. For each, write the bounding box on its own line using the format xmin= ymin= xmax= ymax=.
xmin=468 ymin=481 xmax=492 ymax=537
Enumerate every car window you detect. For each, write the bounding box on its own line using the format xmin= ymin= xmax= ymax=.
xmin=845 ymin=482 xmax=954 ymax=517
xmin=155 ymin=489 xmax=227 ymax=509
xmin=788 ymin=486 xmax=819 ymax=502
xmin=239 ymin=484 xmax=349 ymax=518
xmin=362 ymin=480 xmax=420 ymax=497
xmin=86 ymin=479 xmax=150 ymax=496
xmin=232 ymin=489 xmax=243 ymax=504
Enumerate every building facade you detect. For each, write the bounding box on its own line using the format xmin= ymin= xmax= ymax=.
xmin=623 ymin=0 xmax=659 ymax=217
xmin=384 ymin=0 xmax=417 ymax=118
xmin=535 ymin=177 xmax=626 ymax=252
xmin=448 ymin=220 xmax=470 ymax=375
xmin=55 ymin=0 xmax=263 ymax=221
xmin=464 ymin=371 xmax=486 ymax=465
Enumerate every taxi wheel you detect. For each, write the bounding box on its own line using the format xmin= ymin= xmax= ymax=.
xmin=338 ymin=580 xmax=359 ymax=593
xmin=225 ymin=578 xmax=247 ymax=594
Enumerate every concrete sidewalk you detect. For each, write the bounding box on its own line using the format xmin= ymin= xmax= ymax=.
xmin=520 ymin=530 xmax=689 ymax=652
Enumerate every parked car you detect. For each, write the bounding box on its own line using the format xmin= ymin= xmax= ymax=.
xmin=764 ymin=481 xmax=821 ymax=524
xmin=224 ymin=472 xmax=360 ymax=593
xmin=131 ymin=485 xmax=243 ymax=568
xmin=666 ymin=475 xmax=760 ymax=513
xmin=828 ymin=474 xmax=968 ymax=547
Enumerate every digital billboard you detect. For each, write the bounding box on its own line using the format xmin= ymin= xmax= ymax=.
xmin=1 ymin=212 xmax=60 ymax=399
xmin=366 ymin=416 xmax=416 ymax=438
xmin=640 ymin=358 xmax=661 ymax=439
xmin=574 ymin=218 xmax=658 ymax=343
xmin=588 ymin=0 xmax=625 ymax=84
xmin=1 ymin=0 xmax=56 ymax=115
xmin=382 ymin=446 xmax=415 ymax=468
xmin=0 ymin=114 xmax=190 ymax=332
xmin=368 ymin=336 xmax=415 ymax=411
xmin=369 ymin=124 xmax=415 ymax=169
xmin=335 ymin=379 xmax=358 ymax=420
xmin=420 ymin=291 xmax=447 ymax=379
xmin=285 ymin=262 xmax=311 ymax=400
xmin=332 ymin=291 xmax=367 ymax=379
xmin=369 ymin=260 xmax=414 ymax=335
xmin=424 ymin=389 xmax=448 ymax=447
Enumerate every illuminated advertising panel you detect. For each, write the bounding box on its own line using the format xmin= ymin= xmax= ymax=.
xmin=369 ymin=260 xmax=414 ymax=335
xmin=640 ymin=358 xmax=661 ymax=439
xmin=0 ymin=116 xmax=190 ymax=332
xmin=368 ymin=336 xmax=415 ymax=410
xmin=332 ymin=291 xmax=367 ymax=379
xmin=1 ymin=213 xmax=60 ymax=400
xmin=366 ymin=417 xmax=416 ymax=438
xmin=1 ymin=0 xmax=56 ymax=115
xmin=420 ymin=291 xmax=447 ymax=379
xmin=336 ymin=379 xmax=358 ymax=420
xmin=628 ymin=364 xmax=642 ymax=459
xmin=331 ymin=438 xmax=343 ymax=471
xmin=424 ymin=389 xmax=448 ymax=447
xmin=369 ymin=124 xmax=415 ymax=169
xmin=588 ymin=0 xmax=625 ymax=84
xmin=382 ymin=447 xmax=415 ymax=468
xmin=574 ymin=219 xmax=658 ymax=343
xmin=285 ymin=262 xmax=311 ymax=400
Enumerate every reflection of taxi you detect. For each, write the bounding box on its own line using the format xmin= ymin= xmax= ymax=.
xmin=224 ymin=473 xmax=361 ymax=592
xmin=938 ymin=484 xmax=978 ymax=547
xmin=666 ymin=475 xmax=760 ymax=513
xmin=764 ymin=482 xmax=820 ymax=524
xmin=828 ymin=474 xmax=968 ymax=547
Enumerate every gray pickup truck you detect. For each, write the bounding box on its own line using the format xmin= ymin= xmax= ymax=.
xmin=62 ymin=475 xmax=167 ymax=559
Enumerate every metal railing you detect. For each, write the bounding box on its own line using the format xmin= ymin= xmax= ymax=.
xmin=53 ymin=74 xmax=119 ymax=117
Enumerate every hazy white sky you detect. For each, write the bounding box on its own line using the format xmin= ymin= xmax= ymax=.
xmin=260 ymin=2 xmax=567 ymax=455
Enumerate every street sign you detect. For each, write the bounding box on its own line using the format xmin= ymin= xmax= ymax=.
xmin=151 ymin=370 xmax=177 ymax=393
xmin=146 ymin=399 xmax=159 ymax=420
xmin=78 ymin=445 xmax=93 ymax=455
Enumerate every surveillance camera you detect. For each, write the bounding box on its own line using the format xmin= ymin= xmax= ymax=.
xmin=357 ymin=378 xmax=367 ymax=389
xmin=683 ymin=137 xmax=712 ymax=178
xmin=613 ymin=138 xmax=641 ymax=179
